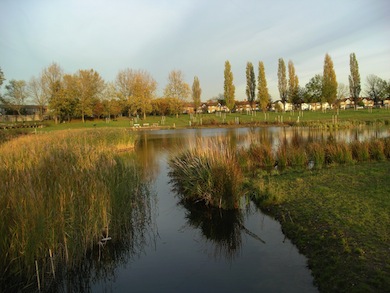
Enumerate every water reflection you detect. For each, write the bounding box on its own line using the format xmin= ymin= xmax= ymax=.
xmin=180 ymin=201 xmax=266 ymax=262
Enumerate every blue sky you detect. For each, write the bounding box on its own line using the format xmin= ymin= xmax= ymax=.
xmin=1 ymin=0 xmax=389 ymax=101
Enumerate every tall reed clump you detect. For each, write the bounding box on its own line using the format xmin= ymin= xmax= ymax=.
xmin=324 ymin=141 xmax=354 ymax=165
xmin=306 ymin=142 xmax=326 ymax=167
xmin=246 ymin=143 xmax=274 ymax=169
xmin=169 ymin=138 xmax=243 ymax=210
xmin=0 ymin=128 xmax=141 ymax=290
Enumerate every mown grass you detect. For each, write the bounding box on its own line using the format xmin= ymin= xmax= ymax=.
xmin=0 ymin=128 xmax=148 ymax=291
xmin=249 ymin=162 xmax=390 ymax=292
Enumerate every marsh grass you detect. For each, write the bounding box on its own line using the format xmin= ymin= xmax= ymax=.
xmin=0 ymin=128 xmax=144 ymax=291
xmin=169 ymin=138 xmax=244 ymax=209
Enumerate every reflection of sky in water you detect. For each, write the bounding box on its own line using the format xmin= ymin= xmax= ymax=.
xmin=90 ymin=127 xmax=329 ymax=292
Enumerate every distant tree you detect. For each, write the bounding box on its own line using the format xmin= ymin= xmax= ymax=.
xmin=2 ymin=80 xmax=28 ymax=117
xmin=365 ymin=74 xmax=385 ymax=106
xmin=116 ymin=68 xmax=157 ymax=118
xmin=245 ymin=62 xmax=256 ymax=109
xmin=0 ymin=67 xmax=5 ymax=96
xmin=277 ymin=58 xmax=288 ymax=111
xmin=224 ymin=60 xmax=235 ymax=112
xmin=349 ymin=53 xmax=361 ymax=109
xmin=164 ymin=70 xmax=190 ymax=117
xmin=322 ymin=53 xmax=338 ymax=107
xmin=28 ymin=75 xmax=48 ymax=120
xmin=61 ymin=74 xmax=79 ymax=122
xmin=130 ymin=70 xmax=157 ymax=119
xmin=192 ymin=76 xmax=202 ymax=113
xmin=102 ymin=82 xmax=121 ymax=118
xmin=288 ymin=60 xmax=299 ymax=107
xmin=305 ymin=74 xmax=323 ymax=103
xmin=257 ymin=61 xmax=270 ymax=112
xmin=42 ymin=62 xmax=64 ymax=123
xmin=73 ymin=69 xmax=105 ymax=122
xmin=337 ymin=83 xmax=349 ymax=100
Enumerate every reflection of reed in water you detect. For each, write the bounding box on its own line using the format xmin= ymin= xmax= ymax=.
xmin=0 ymin=130 xmax=156 ymax=292
xmin=181 ymin=201 xmax=265 ymax=262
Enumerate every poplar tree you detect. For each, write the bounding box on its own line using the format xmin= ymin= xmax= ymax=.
xmin=245 ymin=62 xmax=256 ymax=109
xmin=257 ymin=61 xmax=270 ymax=112
xmin=192 ymin=76 xmax=201 ymax=113
xmin=224 ymin=60 xmax=235 ymax=112
xmin=349 ymin=53 xmax=361 ymax=109
xmin=322 ymin=53 xmax=338 ymax=107
xmin=277 ymin=58 xmax=287 ymax=111
xmin=288 ymin=60 xmax=299 ymax=107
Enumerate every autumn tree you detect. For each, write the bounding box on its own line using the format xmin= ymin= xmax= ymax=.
xmin=2 ymin=79 xmax=28 ymax=118
xmin=322 ymin=53 xmax=338 ymax=107
xmin=60 ymin=74 xmax=79 ymax=122
xmin=365 ymin=74 xmax=385 ymax=106
xmin=72 ymin=69 xmax=105 ymax=122
xmin=42 ymin=63 xmax=64 ymax=123
xmin=224 ymin=60 xmax=235 ymax=112
xmin=277 ymin=58 xmax=288 ymax=111
xmin=102 ymin=82 xmax=122 ymax=119
xmin=192 ymin=76 xmax=202 ymax=113
xmin=288 ymin=60 xmax=300 ymax=107
xmin=163 ymin=70 xmax=190 ymax=117
xmin=246 ymin=62 xmax=256 ymax=109
xmin=116 ymin=68 xmax=157 ymax=118
xmin=257 ymin=61 xmax=270 ymax=112
xmin=349 ymin=53 xmax=361 ymax=109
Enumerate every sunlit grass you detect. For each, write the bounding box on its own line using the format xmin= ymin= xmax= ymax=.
xmin=0 ymin=128 xmax=143 ymax=290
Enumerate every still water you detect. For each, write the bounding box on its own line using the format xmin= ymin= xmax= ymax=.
xmin=91 ymin=126 xmax=389 ymax=293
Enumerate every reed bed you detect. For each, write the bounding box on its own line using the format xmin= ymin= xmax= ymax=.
xmin=0 ymin=128 xmax=143 ymax=291
xmin=169 ymin=138 xmax=244 ymax=210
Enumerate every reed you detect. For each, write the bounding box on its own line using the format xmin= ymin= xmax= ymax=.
xmin=306 ymin=142 xmax=326 ymax=167
xmin=350 ymin=140 xmax=370 ymax=162
xmin=0 ymin=128 xmax=141 ymax=290
xmin=169 ymin=138 xmax=244 ymax=209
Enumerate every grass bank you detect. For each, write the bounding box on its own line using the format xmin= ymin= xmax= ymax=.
xmin=249 ymin=162 xmax=390 ymax=292
xmin=0 ymin=128 xmax=148 ymax=291
xmin=2 ymin=107 xmax=387 ymax=133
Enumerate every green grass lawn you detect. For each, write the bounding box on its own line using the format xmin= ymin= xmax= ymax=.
xmin=250 ymin=162 xmax=390 ymax=292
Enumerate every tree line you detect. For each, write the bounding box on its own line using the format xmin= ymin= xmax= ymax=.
xmin=1 ymin=52 xmax=390 ymax=122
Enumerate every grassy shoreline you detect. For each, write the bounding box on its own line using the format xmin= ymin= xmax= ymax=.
xmin=250 ymin=162 xmax=390 ymax=292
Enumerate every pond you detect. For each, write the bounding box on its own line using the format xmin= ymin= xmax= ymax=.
xmin=5 ymin=126 xmax=388 ymax=292
xmin=90 ymin=126 xmax=389 ymax=292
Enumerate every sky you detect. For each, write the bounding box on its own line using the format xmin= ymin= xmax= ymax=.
xmin=1 ymin=0 xmax=389 ymax=101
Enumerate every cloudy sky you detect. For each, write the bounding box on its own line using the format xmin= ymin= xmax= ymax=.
xmin=1 ymin=0 xmax=389 ymax=101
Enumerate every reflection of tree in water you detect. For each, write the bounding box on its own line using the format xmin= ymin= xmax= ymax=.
xmin=180 ymin=201 xmax=264 ymax=262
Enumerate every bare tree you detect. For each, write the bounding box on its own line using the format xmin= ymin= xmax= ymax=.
xmin=28 ymin=75 xmax=48 ymax=120
xmin=2 ymin=79 xmax=29 ymax=119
